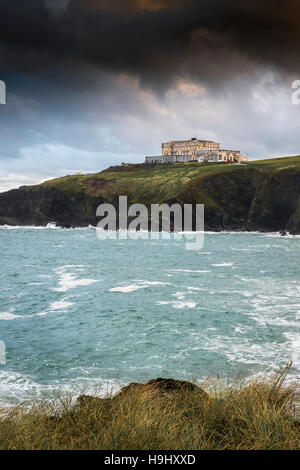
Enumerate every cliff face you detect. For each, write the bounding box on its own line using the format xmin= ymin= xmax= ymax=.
xmin=0 ymin=187 xmax=101 ymax=228
xmin=1 ymin=156 xmax=300 ymax=233
xmin=182 ymin=165 xmax=300 ymax=233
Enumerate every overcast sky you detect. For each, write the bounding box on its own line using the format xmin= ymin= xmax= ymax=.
xmin=0 ymin=0 xmax=300 ymax=192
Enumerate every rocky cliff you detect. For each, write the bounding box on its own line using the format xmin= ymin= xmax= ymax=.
xmin=1 ymin=155 xmax=300 ymax=233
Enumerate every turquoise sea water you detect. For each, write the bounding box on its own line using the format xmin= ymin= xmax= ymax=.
xmin=0 ymin=226 xmax=299 ymax=406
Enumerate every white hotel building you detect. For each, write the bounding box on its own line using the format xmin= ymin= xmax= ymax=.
xmin=145 ymin=138 xmax=248 ymax=164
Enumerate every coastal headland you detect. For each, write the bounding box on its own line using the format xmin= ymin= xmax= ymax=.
xmin=1 ymin=155 xmax=300 ymax=233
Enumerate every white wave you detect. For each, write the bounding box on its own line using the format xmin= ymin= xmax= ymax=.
xmin=52 ymin=275 xmax=100 ymax=293
xmin=283 ymin=332 xmax=300 ymax=366
xmin=46 ymin=223 xmax=59 ymax=229
xmin=56 ymin=265 xmax=85 ymax=269
xmin=51 ymin=266 xmax=101 ymax=293
xmin=242 ymin=291 xmax=254 ymax=297
xmin=0 ymin=224 xmax=60 ymax=230
xmin=172 ymin=292 xmax=186 ymax=300
xmin=157 ymin=300 xmax=197 ymax=309
xmin=186 ymin=286 xmax=207 ymax=291
xmin=0 ymin=311 xmax=23 ymax=320
xmin=110 ymin=285 xmax=143 ymax=293
xmin=49 ymin=300 xmax=74 ymax=311
xmin=231 ymin=248 xmax=252 ymax=252
xmin=265 ymin=232 xmax=296 ymax=238
xmin=0 ymin=370 xmax=125 ymax=408
xmin=188 ymin=332 xmax=296 ymax=377
xmin=211 ymin=263 xmax=233 ymax=267
xmin=0 ymin=224 xmax=97 ymax=231
xmin=234 ymin=326 xmax=247 ymax=334
xmin=169 ymin=269 xmax=211 ymax=273
xmin=203 ymin=231 xmax=258 ymax=235
xmin=1 ymin=225 xmax=298 ymax=237
xmin=110 ymin=280 xmax=171 ymax=293
xmin=37 ymin=298 xmax=74 ymax=317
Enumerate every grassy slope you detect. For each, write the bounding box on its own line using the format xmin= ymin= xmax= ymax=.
xmin=16 ymin=155 xmax=300 ymax=230
xmin=33 ymin=155 xmax=300 ymax=205
xmin=0 ymin=367 xmax=299 ymax=450
xmin=38 ymin=162 xmax=245 ymax=204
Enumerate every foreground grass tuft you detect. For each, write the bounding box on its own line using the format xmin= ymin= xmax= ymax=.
xmin=0 ymin=367 xmax=299 ymax=450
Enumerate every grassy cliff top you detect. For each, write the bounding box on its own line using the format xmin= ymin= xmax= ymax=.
xmin=0 ymin=367 xmax=299 ymax=450
xmin=23 ymin=155 xmax=300 ymax=205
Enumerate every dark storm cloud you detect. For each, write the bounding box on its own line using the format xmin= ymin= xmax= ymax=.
xmin=1 ymin=0 xmax=300 ymax=191
xmin=0 ymin=0 xmax=300 ymax=89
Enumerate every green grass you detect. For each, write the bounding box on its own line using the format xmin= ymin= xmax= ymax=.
xmin=18 ymin=155 xmax=300 ymax=218
xmin=25 ymin=155 xmax=300 ymax=198
xmin=0 ymin=365 xmax=299 ymax=450
xmin=249 ymin=155 xmax=300 ymax=168
xmin=26 ymin=161 xmax=243 ymax=210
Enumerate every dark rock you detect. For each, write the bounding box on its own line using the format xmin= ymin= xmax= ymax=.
xmin=0 ymin=187 xmax=102 ymax=227
xmin=147 ymin=378 xmax=198 ymax=392
xmin=75 ymin=394 xmax=105 ymax=408
xmin=75 ymin=378 xmax=208 ymax=409
xmin=118 ymin=377 xmax=208 ymax=399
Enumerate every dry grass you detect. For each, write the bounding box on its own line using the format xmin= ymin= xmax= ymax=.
xmin=0 ymin=366 xmax=299 ymax=450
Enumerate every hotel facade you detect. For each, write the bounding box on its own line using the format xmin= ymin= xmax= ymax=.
xmin=145 ymin=138 xmax=248 ymax=164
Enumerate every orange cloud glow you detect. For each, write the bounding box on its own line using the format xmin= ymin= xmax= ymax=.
xmin=85 ymin=0 xmax=189 ymax=12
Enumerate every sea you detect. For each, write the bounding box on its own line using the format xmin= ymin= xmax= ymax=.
xmin=0 ymin=226 xmax=299 ymax=407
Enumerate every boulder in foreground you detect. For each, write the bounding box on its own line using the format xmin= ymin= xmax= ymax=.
xmin=77 ymin=377 xmax=208 ymax=407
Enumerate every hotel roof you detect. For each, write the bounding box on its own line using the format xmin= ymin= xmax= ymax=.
xmin=162 ymin=139 xmax=218 ymax=144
